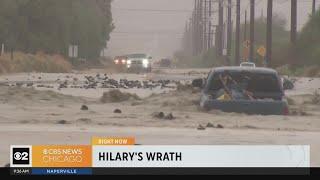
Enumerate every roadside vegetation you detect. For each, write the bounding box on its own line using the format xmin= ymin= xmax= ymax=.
xmin=176 ymin=11 xmax=320 ymax=77
xmin=0 ymin=52 xmax=72 ymax=73
xmin=0 ymin=0 xmax=113 ymax=73
xmin=276 ymin=65 xmax=320 ymax=77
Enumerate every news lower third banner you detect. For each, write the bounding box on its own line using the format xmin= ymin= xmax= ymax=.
xmin=9 ymin=137 xmax=310 ymax=175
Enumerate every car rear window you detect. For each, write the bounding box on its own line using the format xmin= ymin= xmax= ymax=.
xmin=206 ymin=71 xmax=281 ymax=93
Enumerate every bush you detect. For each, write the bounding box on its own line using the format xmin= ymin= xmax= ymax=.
xmin=0 ymin=52 xmax=72 ymax=73
xmin=276 ymin=64 xmax=320 ymax=77
xmin=294 ymin=9 xmax=320 ymax=66
xmin=100 ymin=90 xmax=141 ymax=103
xmin=303 ymin=66 xmax=320 ymax=77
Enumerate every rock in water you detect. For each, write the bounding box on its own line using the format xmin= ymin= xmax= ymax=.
xmin=164 ymin=113 xmax=175 ymax=120
xmin=197 ymin=125 xmax=206 ymax=130
xmin=27 ymin=83 xmax=34 ymax=87
xmin=81 ymin=105 xmax=89 ymax=111
xmin=114 ymin=109 xmax=122 ymax=114
xmin=57 ymin=120 xmax=68 ymax=124
xmin=77 ymin=118 xmax=92 ymax=124
xmin=206 ymin=123 xmax=215 ymax=128
xmin=217 ymin=124 xmax=224 ymax=129
xmin=153 ymin=112 xmax=165 ymax=119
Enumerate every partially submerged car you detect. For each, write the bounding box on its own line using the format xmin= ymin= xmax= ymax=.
xmin=194 ymin=67 xmax=289 ymax=115
xmin=126 ymin=54 xmax=152 ymax=73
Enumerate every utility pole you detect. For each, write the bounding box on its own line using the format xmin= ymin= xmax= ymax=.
xmin=291 ymin=0 xmax=297 ymax=44
xmin=227 ymin=0 xmax=232 ymax=65
xmin=235 ymin=0 xmax=241 ymax=65
xmin=204 ymin=0 xmax=208 ymax=51
xmin=217 ymin=0 xmax=223 ymax=57
xmin=312 ymin=0 xmax=316 ymax=16
xmin=194 ymin=0 xmax=200 ymax=55
xmin=244 ymin=10 xmax=247 ymax=41
xmin=249 ymin=0 xmax=255 ymax=62
xmin=266 ymin=0 xmax=273 ymax=67
xmin=184 ymin=21 xmax=189 ymax=53
xmin=195 ymin=0 xmax=199 ymax=54
xmin=199 ymin=0 xmax=204 ymax=53
xmin=208 ymin=0 xmax=212 ymax=49
xmin=192 ymin=0 xmax=197 ymax=55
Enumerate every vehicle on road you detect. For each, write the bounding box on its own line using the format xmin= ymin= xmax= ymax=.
xmin=193 ymin=66 xmax=289 ymax=115
xmin=126 ymin=54 xmax=152 ymax=73
xmin=113 ymin=56 xmax=128 ymax=71
xmin=159 ymin=58 xmax=172 ymax=68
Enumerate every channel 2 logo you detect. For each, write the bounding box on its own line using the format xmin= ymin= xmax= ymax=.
xmin=10 ymin=146 xmax=32 ymax=167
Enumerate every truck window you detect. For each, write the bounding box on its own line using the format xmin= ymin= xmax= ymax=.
xmin=206 ymin=72 xmax=281 ymax=93
xmin=246 ymin=74 xmax=280 ymax=92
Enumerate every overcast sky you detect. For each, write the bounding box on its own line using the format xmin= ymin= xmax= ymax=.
xmin=106 ymin=0 xmax=319 ymax=59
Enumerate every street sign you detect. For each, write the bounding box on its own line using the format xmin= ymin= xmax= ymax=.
xmin=243 ymin=40 xmax=250 ymax=48
xmin=223 ymin=49 xmax=227 ymax=56
xmin=257 ymin=46 xmax=266 ymax=57
xmin=68 ymin=45 xmax=78 ymax=58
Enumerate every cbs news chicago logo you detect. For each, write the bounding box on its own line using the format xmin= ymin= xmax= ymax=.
xmin=10 ymin=145 xmax=32 ymax=167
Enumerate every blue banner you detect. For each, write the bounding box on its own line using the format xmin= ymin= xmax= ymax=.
xmin=32 ymin=168 xmax=92 ymax=175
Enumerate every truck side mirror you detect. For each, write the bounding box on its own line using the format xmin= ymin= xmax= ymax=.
xmin=192 ymin=78 xmax=204 ymax=88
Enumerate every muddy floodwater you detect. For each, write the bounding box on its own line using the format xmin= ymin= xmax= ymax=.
xmin=0 ymin=68 xmax=320 ymax=166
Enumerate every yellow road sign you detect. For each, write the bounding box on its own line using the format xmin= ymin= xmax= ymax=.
xmin=257 ymin=46 xmax=266 ymax=57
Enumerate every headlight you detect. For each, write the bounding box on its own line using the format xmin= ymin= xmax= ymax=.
xmin=121 ymin=59 xmax=126 ymax=64
xmin=142 ymin=59 xmax=149 ymax=65
xmin=127 ymin=60 xmax=131 ymax=65
xmin=114 ymin=59 xmax=119 ymax=64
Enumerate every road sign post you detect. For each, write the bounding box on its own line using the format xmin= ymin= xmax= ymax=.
xmin=257 ymin=46 xmax=267 ymax=66
xmin=1 ymin=43 xmax=4 ymax=56
xmin=68 ymin=45 xmax=78 ymax=58
xmin=243 ymin=40 xmax=250 ymax=62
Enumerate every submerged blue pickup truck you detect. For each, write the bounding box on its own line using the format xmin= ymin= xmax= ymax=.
xmin=193 ymin=67 xmax=289 ymax=115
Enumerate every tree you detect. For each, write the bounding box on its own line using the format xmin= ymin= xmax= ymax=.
xmin=0 ymin=0 xmax=114 ymax=60
xmin=295 ymin=9 xmax=320 ymax=66
xmin=239 ymin=15 xmax=289 ymax=66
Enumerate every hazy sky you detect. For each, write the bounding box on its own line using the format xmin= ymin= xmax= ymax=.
xmin=106 ymin=0 xmax=319 ymax=59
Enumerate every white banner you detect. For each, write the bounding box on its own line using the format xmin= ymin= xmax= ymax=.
xmin=92 ymin=145 xmax=310 ymax=168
